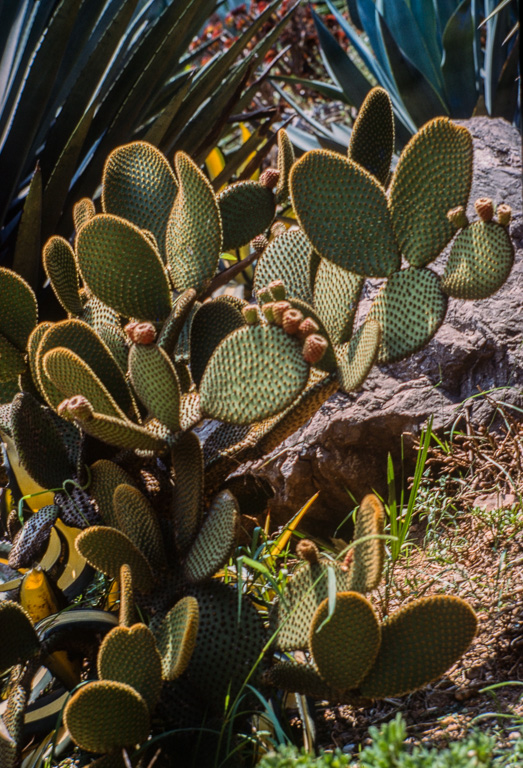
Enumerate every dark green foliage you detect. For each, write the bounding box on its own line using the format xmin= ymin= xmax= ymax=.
xmin=218 ymin=181 xmax=276 ymax=250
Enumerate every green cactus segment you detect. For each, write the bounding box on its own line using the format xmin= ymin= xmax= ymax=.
xmin=184 ymin=582 xmax=266 ymax=711
xmin=27 ymin=323 xmax=52 ymax=395
xmin=118 ymin=564 xmax=135 ymax=627
xmin=0 ymin=336 xmax=26 ymax=383
xmin=64 ymin=680 xmax=150 ymax=753
xmin=348 ymin=495 xmax=386 ymax=594
xmin=89 ymin=460 xmax=138 ymax=528
xmin=102 ymin=141 xmax=177 ymax=258
xmin=288 ymin=298 xmax=337 ymax=373
xmin=0 ymin=684 xmax=27 ymax=768
xmin=272 ymin=560 xmax=352 ymax=651
xmin=336 ymin=319 xmax=381 ymax=394
xmin=266 ymin=661 xmax=339 ymax=701
xmin=80 ymin=297 xmax=121 ymax=331
xmin=73 ymin=197 xmax=96 ymax=233
xmin=76 ymin=214 xmax=171 ymax=321
xmin=254 ymin=371 xmax=339 ymax=457
xmin=290 ymin=151 xmax=400 ymax=278
xmin=0 ymin=268 xmax=38 ymax=352
xmin=389 ymin=118 xmax=473 ymax=268
xmin=360 ymin=596 xmax=477 ymax=699
xmin=97 ymin=624 xmax=163 ymax=712
xmin=9 ymin=504 xmax=60 ymax=569
xmin=200 ymin=324 xmax=310 ymax=425
xmin=218 ymin=181 xmax=276 ymax=251
xmin=0 ymin=601 xmax=40 ymax=674
xmin=71 ymin=408 xmax=166 ymax=452
xmin=129 ymin=343 xmax=181 ymax=431
xmin=113 ymin=484 xmax=166 ymax=568
xmin=367 ymin=268 xmax=447 ymax=364
xmin=35 ymin=319 xmax=135 ymax=417
xmin=10 ymin=393 xmax=75 ymax=488
xmin=155 ymin=596 xmax=199 ymax=681
xmin=347 ymin=87 xmax=394 ymax=187
xmin=311 ymin=592 xmax=381 ymax=690
xmin=180 ymin=391 xmax=201 ymax=431
xmin=254 ymin=229 xmax=315 ymax=306
xmin=76 ymin=526 xmax=155 ymax=592
xmin=166 ymin=152 xmax=222 ymax=294
xmin=184 ymin=490 xmax=239 ymax=583
xmin=95 ymin=322 xmax=129 ymax=375
xmin=189 ymin=298 xmax=245 ymax=388
xmin=441 ymin=221 xmax=514 ymax=299
xmin=275 ymin=128 xmax=295 ymax=204
xmin=171 ymin=431 xmax=203 ymax=552
xmin=42 ymin=236 xmax=83 ymax=316
xmin=43 ymin=347 xmax=127 ymax=420
xmin=313 ymin=259 xmax=364 ymax=346
xmin=157 ymin=289 xmax=198 ymax=357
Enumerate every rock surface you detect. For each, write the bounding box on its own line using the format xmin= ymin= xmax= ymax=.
xmin=246 ymin=117 xmax=523 ymax=535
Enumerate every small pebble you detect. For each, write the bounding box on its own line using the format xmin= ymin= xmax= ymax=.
xmin=508 ymin=732 xmax=521 ymax=741
xmin=342 ymin=744 xmax=355 ymax=753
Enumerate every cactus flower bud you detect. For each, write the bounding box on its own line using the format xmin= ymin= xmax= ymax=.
xmin=259 ymin=168 xmax=280 ymax=189
xmin=297 ymin=317 xmax=320 ymax=341
xmin=474 ymin=197 xmax=494 ymax=222
xmin=271 ymin=300 xmax=291 ymax=326
xmin=242 ymin=305 xmax=260 ymax=325
xmin=61 ymin=395 xmax=94 ymax=422
xmin=282 ymin=308 xmax=304 ymax=335
xmin=340 ymin=548 xmax=354 ymax=573
xmin=251 ymin=234 xmax=268 ymax=253
xmin=270 ymin=222 xmax=286 ymax=239
xmin=262 ymin=302 xmax=275 ymax=323
xmin=125 ymin=321 xmax=156 ymax=345
xmin=296 ymin=539 xmax=320 ymax=564
xmin=268 ymin=280 xmax=286 ymax=302
xmin=302 ymin=334 xmax=328 ymax=365
xmin=257 ymin=287 xmax=272 ymax=305
xmin=446 ymin=206 xmax=468 ymax=229
xmin=496 ymin=203 xmax=512 ymax=227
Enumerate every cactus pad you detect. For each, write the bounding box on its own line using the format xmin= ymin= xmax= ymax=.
xmin=166 ymin=152 xmax=222 ymax=294
xmin=310 ymin=592 xmax=381 ymax=690
xmin=254 ymin=228 xmax=315 ymax=306
xmin=155 ymin=596 xmax=199 ymax=681
xmin=336 ymin=319 xmax=381 ymax=393
xmin=347 ymin=87 xmax=394 ymax=186
xmin=97 ymin=623 xmax=163 ymax=711
xmin=441 ymin=220 xmax=514 ymax=299
xmin=76 ymin=214 xmax=171 ymax=321
xmin=8 ymin=504 xmax=60 ymax=569
xmin=73 ymin=197 xmax=95 ymax=232
xmin=189 ymin=297 xmax=245 ymax=388
xmin=275 ymin=128 xmax=295 ymax=204
xmin=76 ymin=526 xmax=155 ymax=592
xmin=118 ymin=563 xmax=135 ymax=627
xmin=102 ymin=141 xmax=177 ymax=257
xmin=129 ymin=342 xmax=181 ymax=431
xmin=0 ymin=268 xmax=38 ymax=352
xmin=218 ymin=181 xmax=276 ymax=251
xmin=184 ymin=489 xmax=239 ymax=583
xmin=349 ymin=494 xmax=386 ymax=594
xmin=313 ymin=259 xmax=364 ymax=345
xmin=200 ymin=324 xmax=310 ymax=425
xmin=171 ymin=431 xmax=203 ymax=552
xmin=389 ymin=118 xmax=473 ymax=268
xmin=68 ymin=407 xmax=166 ymax=452
xmin=0 ymin=601 xmax=40 ymax=674
xmin=157 ymin=288 xmax=198 ymax=357
xmin=113 ymin=484 xmax=166 ymax=567
xmin=0 ymin=336 xmax=26 ymax=383
xmin=359 ymin=595 xmax=477 ymax=698
xmin=64 ymin=680 xmax=150 ymax=753
xmin=89 ymin=460 xmax=138 ymax=528
xmin=290 ymin=151 xmax=400 ymax=277
xmin=42 ymin=236 xmax=83 ymax=317
xmin=367 ymin=268 xmax=447 ymax=363
xmin=266 ymin=661 xmax=339 ymax=701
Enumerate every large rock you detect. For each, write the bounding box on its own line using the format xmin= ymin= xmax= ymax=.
xmin=246 ymin=118 xmax=523 ymax=535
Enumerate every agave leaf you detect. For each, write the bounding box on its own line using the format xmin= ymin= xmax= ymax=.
xmin=11 ymin=164 xmax=42 ymax=291
xmin=441 ymin=0 xmax=478 ymax=118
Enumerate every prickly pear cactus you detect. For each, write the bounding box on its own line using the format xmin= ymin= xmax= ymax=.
xmin=0 ymin=87 xmax=514 ymax=766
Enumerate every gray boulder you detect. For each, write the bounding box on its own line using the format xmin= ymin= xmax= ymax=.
xmin=245 ymin=117 xmax=523 ymax=534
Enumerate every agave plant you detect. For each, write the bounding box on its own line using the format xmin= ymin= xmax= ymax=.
xmin=276 ymin=0 xmax=520 ymax=151
xmin=0 ymin=87 xmax=515 ymax=766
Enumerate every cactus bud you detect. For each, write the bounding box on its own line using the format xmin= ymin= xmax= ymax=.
xmin=262 ymin=302 xmax=275 ymax=323
xmin=446 ymin=206 xmax=468 ymax=229
xmin=340 ymin=549 xmax=353 ymax=573
xmin=297 ymin=317 xmax=320 ymax=341
xmin=496 ymin=203 xmax=512 ymax=227
xmin=251 ymin=234 xmax=269 ymax=253
xmin=125 ymin=321 xmax=156 ymax=345
xmin=257 ymin=287 xmax=272 ymax=305
xmin=259 ymin=168 xmax=280 ymax=189
xmin=61 ymin=395 xmax=94 ymax=422
xmin=242 ymin=305 xmax=260 ymax=325
xmin=296 ymin=539 xmax=320 ymax=564
xmin=270 ymin=222 xmax=286 ymax=239
xmin=268 ymin=280 xmax=286 ymax=302
xmin=474 ymin=197 xmax=494 ymax=222
xmin=282 ymin=308 xmax=304 ymax=335
xmin=302 ymin=334 xmax=328 ymax=365
xmin=271 ymin=301 xmax=291 ymax=326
